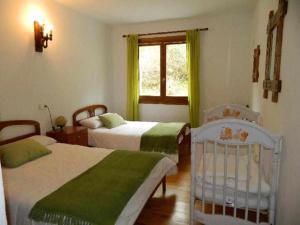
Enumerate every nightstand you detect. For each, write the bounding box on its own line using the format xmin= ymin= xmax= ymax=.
xmin=46 ymin=126 xmax=88 ymax=146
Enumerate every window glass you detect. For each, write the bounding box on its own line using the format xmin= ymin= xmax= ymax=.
xmin=139 ymin=45 xmax=160 ymax=96
xmin=166 ymin=43 xmax=188 ymax=96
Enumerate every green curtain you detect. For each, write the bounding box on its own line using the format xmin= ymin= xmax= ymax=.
xmin=126 ymin=35 xmax=139 ymax=121
xmin=186 ymin=30 xmax=200 ymax=128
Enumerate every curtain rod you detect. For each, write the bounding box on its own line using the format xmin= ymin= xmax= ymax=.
xmin=122 ymin=28 xmax=208 ymax=38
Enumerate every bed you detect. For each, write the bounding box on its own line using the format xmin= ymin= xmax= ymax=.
xmin=72 ymin=105 xmax=191 ymax=163
xmin=0 ymin=120 xmax=177 ymax=225
xmin=190 ymin=119 xmax=282 ymax=225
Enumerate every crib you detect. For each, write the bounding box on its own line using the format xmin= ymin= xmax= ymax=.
xmin=203 ymin=104 xmax=261 ymax=124
xmin=190 ymin=119 xmax=282 ymax=225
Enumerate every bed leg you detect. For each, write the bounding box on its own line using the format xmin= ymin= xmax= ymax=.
xmin=162 ymin=176 xmax=166 ymax=195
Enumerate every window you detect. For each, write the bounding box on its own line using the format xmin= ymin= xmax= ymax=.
xmin=138 ymin=36 xmax=188 ymax=105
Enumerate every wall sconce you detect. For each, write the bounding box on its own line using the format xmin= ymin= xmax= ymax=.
xmin=34 ymin=21 xmax=53 ymax=52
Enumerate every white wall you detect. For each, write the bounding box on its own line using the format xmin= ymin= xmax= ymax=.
xmin=0 ymin=0 xmax=111 ymax=134
xmin=251 ymin=0 xmax=300 ymax=224
xmin=110 ymin=10 xmax=254 ymax=122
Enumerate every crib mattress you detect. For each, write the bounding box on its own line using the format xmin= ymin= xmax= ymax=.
xmin=197 ymin=153 xmax=271 ymax=195
xmin=195 ymin=152 xmax=270 ymax=210
xmin=195 ymin=181 xmax=269 ymax=210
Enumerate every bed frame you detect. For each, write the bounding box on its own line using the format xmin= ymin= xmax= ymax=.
xmin=191 ymin=119 xmax=282 ymax=225
xmin=0 ymin=119 xmax=168 ymax=210
xmin=72 ymin=104 xmax=192 ymax=159
xmin=72 ymin=104 xmax=108 ymax=126
xmin=0 ymin=120 xmax=40 ymax=145
xmin=204 ymin=104 xmax=261 ymax=124
xmin=0 ymin=119 xmax=167 ymax=193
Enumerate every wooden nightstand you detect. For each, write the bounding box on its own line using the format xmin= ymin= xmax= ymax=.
xmin=46 ymin=126 xmax=88 ymax=146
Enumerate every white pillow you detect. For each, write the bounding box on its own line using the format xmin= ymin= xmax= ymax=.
xmin=79 ymin=116 xmax=103 ymax=129
xmin=29 ymin=135 xmax=57 ymax=146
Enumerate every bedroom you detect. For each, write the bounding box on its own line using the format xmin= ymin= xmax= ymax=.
xmin=0 ymin=0 xmax=299 ymax=225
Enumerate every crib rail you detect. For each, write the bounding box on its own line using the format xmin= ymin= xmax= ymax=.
xmin=203 ymin=104 xmax=261 ymax=124
xmin=190 ymin=119 xmax=282 ymax=225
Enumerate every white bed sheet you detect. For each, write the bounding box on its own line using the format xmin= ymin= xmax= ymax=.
xmin=3 ymin=143 xmax=177 ymax=225
xmin=88 ymin=121 xmax=179 ymax=162
xmin=88 ymin=121 xmax=157 ymax=150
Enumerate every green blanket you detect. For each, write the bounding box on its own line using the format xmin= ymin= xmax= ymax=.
xmin=140 ymin=122 xmax=186 ymax=154
xmin=29 ymin=150 xmax=164 ymax=225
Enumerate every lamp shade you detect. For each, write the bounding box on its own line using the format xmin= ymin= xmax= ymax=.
xmin=55 ymin=116 xmax=67 ymax=128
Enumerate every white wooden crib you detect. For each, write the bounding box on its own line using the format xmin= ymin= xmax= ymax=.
xmin=203 ymin=104 xmax=261 ymax=125
xmin=190 ymin=119 xmax=282 ymax=225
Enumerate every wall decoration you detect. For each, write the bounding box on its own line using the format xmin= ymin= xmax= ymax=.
xmin=252 ymin=45 xmax=260 ymax=82
xmin=34 ymin=20 xmax=53 ymax=52
xmin=263 ymin=0 xmax=288 ymax=102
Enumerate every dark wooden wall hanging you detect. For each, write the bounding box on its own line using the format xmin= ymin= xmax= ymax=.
xmin=263 ymin=0 xmax=288 ymax=102
xmin=34 ymin=21 xmax=53 ymax=52
xmin=252 ymin=45 xmax=260 ymax=82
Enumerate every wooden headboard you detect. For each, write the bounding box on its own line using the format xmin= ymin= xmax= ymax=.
xmin=72 ymin=105 xmax=108 ymax=126
xmin=0 ymin=120 xmax=41 ymax=146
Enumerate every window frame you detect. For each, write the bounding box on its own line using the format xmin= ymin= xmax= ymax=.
xmin=138 ymin=35 xmax=188 ymax=105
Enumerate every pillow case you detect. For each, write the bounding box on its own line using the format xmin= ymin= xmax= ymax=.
xmin=79 ymin=116 xmax=103 ymax=129
xmin=99 ymin=113 xmax=126 ymax=129
xmin=0 ymin=139 xmax=51 ymax=168
xmin=30 ymin=135 xmax=57 ymax=146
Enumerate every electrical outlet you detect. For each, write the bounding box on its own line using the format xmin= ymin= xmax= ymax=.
xmin=38 ymin=104 xmax=47 ymax=110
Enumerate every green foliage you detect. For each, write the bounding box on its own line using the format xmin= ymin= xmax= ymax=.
xmin=166 ymin=44 xmax=188 ymax=96
xmin=139 ymin=45 xmax=160 ymax=96
xmin=139 ymin=44 xmax=187 ymax=97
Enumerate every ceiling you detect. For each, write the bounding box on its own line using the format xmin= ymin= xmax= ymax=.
xmin=54 ymin=0 xmax=256 ymax=24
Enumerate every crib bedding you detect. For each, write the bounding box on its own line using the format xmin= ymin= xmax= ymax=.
xmin=195 ymin=183 xmax=269 ymax=210
xmin=88 ymin=121 xmax=188 ymax=162
xmin=196 ymin=152 xmax=271 ymax=209
xmin=198 ymin=153 xmax=270 ymax=195
xmin=3 ymin=143 xmax=176 ymax=225
xmin=195 ymin=179 xmax=270 ymax=210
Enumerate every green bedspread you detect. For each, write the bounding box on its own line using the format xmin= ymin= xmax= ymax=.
xmin=140 ymin=122 xmax=186 ymax=154
xmin=29 ymin=150 xmax=164 ymax=225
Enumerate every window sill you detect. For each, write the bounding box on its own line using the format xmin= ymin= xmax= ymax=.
xmin=139 ymin=96 xmax=188 ymax=105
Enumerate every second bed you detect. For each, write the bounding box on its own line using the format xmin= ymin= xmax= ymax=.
xmin=72 ymin=105 xmax=191 ymax=163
